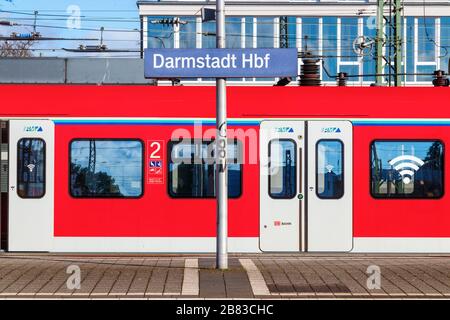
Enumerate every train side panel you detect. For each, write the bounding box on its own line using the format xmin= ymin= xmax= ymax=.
xmin=353 ymin=124 xmax=450 ymax=252
xmin=53 ymin=123 xmax=260 ymax=251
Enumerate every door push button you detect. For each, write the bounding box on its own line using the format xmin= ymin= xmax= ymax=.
xmin=297 ymin=193 xmax=304 ymax=200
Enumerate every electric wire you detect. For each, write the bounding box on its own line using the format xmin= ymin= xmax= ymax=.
xmin=0 ymin=7 xmax=448 ymax=75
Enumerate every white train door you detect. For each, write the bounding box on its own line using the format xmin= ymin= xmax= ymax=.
xmin=8 ymin=120 xmax=54 ymax=251
xmin=0 ymin=120 xmax=8 ymax=251
xmin=307 ymin=121 xmax=353 ymax=252
xmin=260 ymin=121 xmax=305 ymax=252
xmin=260 ymin=120 xmax=352 ymax=252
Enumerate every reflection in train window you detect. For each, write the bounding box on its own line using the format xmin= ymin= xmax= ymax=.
xmin=17 ymin=138 xmax=46 ymax=198
xmin=269 ymin=139 xmax=296 ymax=199
xmin=316 ymin=140 xmax=344 ymax=199
xmin=70 ymin=139 xmax=143 ymax=198
xmin=371 ymin=140 xmax=444 ymax=199
xmin=168 ymin=140 xmax=242 ymax=198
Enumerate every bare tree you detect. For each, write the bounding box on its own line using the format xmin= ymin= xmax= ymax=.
xmin=0 ymin=41 xmax=33 ymax=57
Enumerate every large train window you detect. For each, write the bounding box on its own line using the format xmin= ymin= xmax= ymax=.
xmin=168 ymin=139 xmax=242 ymax=198
xmin=268 ymin=139 xmax=296 ymax=199
xmin=70 ymin=139 xmax=144 ymax=198
xmin=316 ymin=140 xmax=344 ymax=199
xmin=17 ymin=138 xmax=46 ymax=198
xmin=371 ymin=140 xmax=444 ymax=199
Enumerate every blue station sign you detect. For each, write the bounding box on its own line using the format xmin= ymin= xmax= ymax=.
xmin=144 ymin=48 xmax=298 ymax=78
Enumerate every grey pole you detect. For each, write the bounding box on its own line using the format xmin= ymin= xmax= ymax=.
xmin=216 ymin=0 xmax=228 ymax=270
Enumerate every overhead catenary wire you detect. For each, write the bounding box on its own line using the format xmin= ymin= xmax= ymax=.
xmin=5 ymin=16 xmax=450 ymax=29
xmin=7 ymin=23 xmax=446 ymax=49
xmin=1 ymin=8 xmax=383 ymax=14
xmin=0 ymin=26 xmax=338 ymax=50
xmin=0 ymin=46 xmax=373 ymax=59
xmin=1 ymin=34 xmax=446 ymax=57
xmin=3 ymin=13 xmax=445 ymax=55
xmin=1 ymin=9 xmax=448 ymax=65
xmin=0 ymin=46 xmax=442 ymax=60
xmin=3 ymin=10 xmax=450 ymax=29
xmin=2 ymin=32 xmax=446 ymax=44
xmin=5 ymin=22 xmax=141 ymax=33
xmin=2 ymin=19 xmax=450 ymax=42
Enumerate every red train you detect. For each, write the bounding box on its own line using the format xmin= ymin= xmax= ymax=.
xmin=0 ymin=85 xmax=449 ymax=253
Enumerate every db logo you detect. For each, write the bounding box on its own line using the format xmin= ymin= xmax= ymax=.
xmin=274 ymin=221 xmax=281 ymax=226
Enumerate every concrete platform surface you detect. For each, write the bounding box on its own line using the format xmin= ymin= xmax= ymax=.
xmin=0 ymin=254 xmax=449 ymax=299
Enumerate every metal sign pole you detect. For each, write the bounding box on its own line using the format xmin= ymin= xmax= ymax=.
xmin=216 ymin=0 xmax=228 ymax=270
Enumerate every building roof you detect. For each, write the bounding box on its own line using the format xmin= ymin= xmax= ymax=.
xmin=0 ymin=58 xmax=155 ymax=85
xmin=136 ymin=1 xmax=450 ymax=18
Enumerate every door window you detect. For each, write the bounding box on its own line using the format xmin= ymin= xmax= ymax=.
xmin=316 ymin=140 xmax=344 ymax=199
xmin=269 ymin=139 xmax=297 ymax=199
xmin=17 ymin=138 xmax=46 ymax=198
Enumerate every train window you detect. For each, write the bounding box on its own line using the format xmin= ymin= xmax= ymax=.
xmin=168 ymin=140 xmax=242 ymax=198
xmin=316 ymin=140 xmax=344 ymax=199
xmin=269 ymin=139 xmax=296 ymax=199
xmin=17 ymin=138 xmax=46 ymax=198
xmin=371 ymin=140 xmax=444 ymax=199
xmin=70 ymin=139 xmax=143 ymax=198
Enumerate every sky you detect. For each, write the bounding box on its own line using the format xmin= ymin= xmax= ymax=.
xmin=0 ymin=0 xmax=141 ymax=57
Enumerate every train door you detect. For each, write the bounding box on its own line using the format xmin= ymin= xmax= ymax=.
xmin=0 ymin=120 xmax=8 ymax=250
xmin=259 ymin=120 xmax=352 ymax=252
xmin=8 ymin=120 xmax=54 ymax=251
xmin=260 ymin=121 xmax=305 ymax=252
xmin=307 ymin=121 xmax=352 ymax=252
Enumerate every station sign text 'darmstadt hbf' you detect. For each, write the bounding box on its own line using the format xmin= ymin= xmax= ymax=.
xmin=144 ymin=48 xmax=298 ymax=78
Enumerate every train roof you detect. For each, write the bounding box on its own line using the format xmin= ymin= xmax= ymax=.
xmin=1 ymin=85 xmax=449 ymax=119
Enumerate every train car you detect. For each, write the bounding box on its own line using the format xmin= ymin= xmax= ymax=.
xmin=0 ymin=85 xmax=449 ymax=253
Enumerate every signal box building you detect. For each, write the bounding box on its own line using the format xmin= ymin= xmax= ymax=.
xmin=137 ymin=0 xmax=450 ymax=86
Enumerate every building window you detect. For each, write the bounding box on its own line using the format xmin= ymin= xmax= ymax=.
xmin=316 ymin=140 xmax=344 ymax=199
xmin=340 ymin=17 xmax=359 ymax=63
xmin=17 ymin=138 xmax=46 ymax=198
xmin=179 ymin=16 xmax=197 ymax=48
xmin=202 ymin=19 xmax=216 ymax=49
xmin=285 ymin=16 xmax=297 ymax=49
xmin=269 ymin=139 xmax=296 ymax=199
xmin=256 ymin=17 xmax=275 ymax=49
xmin=70 ymin=139 xmax=143 ymax=198
xmin=371 ymin=141 xmax=444 ymax=199
xmin=302 ymin=17 xmax=320 ymax=55
xmin=440 ymin=17 xmax=450 ymax=74
xmin=322 ymin=17 xmax=338 ymax=81
xmin=255 ymin=17 xmax=275 ymax=81
xmin=338 ymin=17 xmax=361 ymax=83
xmin=413 ymin=17 xmax=439 ymax=82
xmin=168 ymin=140 xmax=242 ymax=198
xmin=226 ymin=17 xmax=243 ymax=49
xmin=417 ymin=17 xmax=436 ymax=63
xmin=148 ymin=16 xmax=175 ymax=48
xmin=362 ymin=16 xmax=376 ymax=82
xmin=245 ymin=17 xmax=254 ymax=49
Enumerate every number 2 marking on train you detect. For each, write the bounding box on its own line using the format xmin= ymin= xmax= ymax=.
xmin=147 ymin=140 xmax=164 ymax=184
xmin=149 ymin=141 xmax=161 ymax=159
